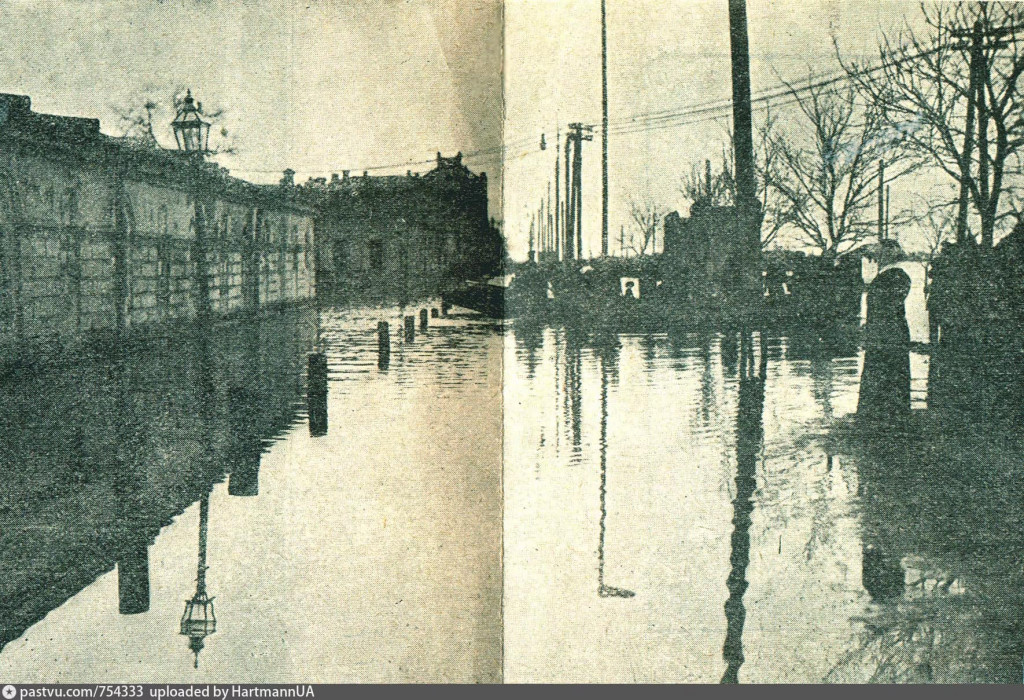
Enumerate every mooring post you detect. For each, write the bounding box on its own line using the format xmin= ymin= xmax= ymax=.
xmin=308 ymin=352 xmax=328 ymax=396
xmin=404 ymin=315 xmax=415 ymax=341
xmin=431 ymin=308 xmax=439 ymax=318
xmin=307 ymin=351 xmax=329 ymax=437
xmin=377 ymin=321 xmax=391 ymax=369
xmin=420 ymin=308 xmax=428 ymax=330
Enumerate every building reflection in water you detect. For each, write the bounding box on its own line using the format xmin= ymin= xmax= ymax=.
xmin=0 ymin=308 xmax=314 ymax=654
xmin=180 ymin=491 xmax=216 ymax=669
xmin=721 ymin=331 xmax=766 ymax=684
xmin=595 ymin=334 xmax=634 ymax=599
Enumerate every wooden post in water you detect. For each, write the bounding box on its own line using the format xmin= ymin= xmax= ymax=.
xmin=308 ymin=352 xmax=328 ymax=396
xmin=420 ymin=308 xmax=428 ymax=330
xmin=404 ymin=315 xmax=416 ymax=341
xmin=377 ymin=321 xmax=390 ymax=370
xmin=307 ymin=352 xmax=329 ymax=437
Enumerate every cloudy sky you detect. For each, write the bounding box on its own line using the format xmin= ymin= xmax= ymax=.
xmin=0 ymin=0 xmax=941 ymax=260
xmin=503 ymin=0 xmax=931 ymax=260
xmin=0 ymin=0 xmax=502 ymax=204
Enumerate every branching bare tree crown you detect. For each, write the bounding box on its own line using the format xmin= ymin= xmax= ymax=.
xmin=843 ymin=2 xmax=1024 ymax=248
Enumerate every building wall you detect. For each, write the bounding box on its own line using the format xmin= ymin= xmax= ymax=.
xmin=303 ymin=153 xmax=503 ymax=301
xmin=0 ymin=133 xmax=314 ymax=359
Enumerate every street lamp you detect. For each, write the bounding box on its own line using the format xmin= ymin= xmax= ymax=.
xmin=180 ymin=492 xmax=216 ymax=668
xmin=171 ymin=89 xmax=211 ymax=154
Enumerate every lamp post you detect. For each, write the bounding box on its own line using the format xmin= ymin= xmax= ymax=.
xmin=171 ymin=90 xmax=211 ymax=155
xmin=181 ymin=492 xmax=216 ymax=668
xmin=171 ymin=90 xmax=213 ymax=320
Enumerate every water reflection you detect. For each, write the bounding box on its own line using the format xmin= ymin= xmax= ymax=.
xmin=505 ymin=316 xmax=1024 ymax=683
xmin=0 ymin=301 xmax=502 ymax=683
xmin=721 ymin=332 xmax=766 ymax=684
xmin=0 ymin=309 xmax=312 ymax=653
xmin=597 ymin=336 xmax=634 ymax=599
xmin=180 ymin=491 xmax=216 ymax=668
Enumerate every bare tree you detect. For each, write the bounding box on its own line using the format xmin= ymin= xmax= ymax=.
xmin=679 ymin=109 xmax=793 ymax=250
xmin=843 ymin=2 xmax=1024 ymax=248
xmin=767 ymin=79 xmax=915 ymax=263
xmin=628 ymin=197 xmax=667 ymax=256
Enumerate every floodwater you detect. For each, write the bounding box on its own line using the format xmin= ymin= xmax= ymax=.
xmin=503 ymin=273 xmax=1024 ymax=683
xmin=2 ymin=267 xmax=1024 ymax=684
xmin=0 ymin=304 xmax=502 ymax=683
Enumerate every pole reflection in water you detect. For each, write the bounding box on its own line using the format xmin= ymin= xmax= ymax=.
xmin=721 ymin=331 xmax=766 ymax=684
xmin=565 ymin=329 xmax=583 ymax=453
xmin=180 ymin=491 xmax=216 ymax=669
xmin=596 ymin=336 xmax=634 ymax=599
xmin=114 ymin=349 xmax=152 ymax=616
xmin=227 ymin=387 xmax=262 ymax=498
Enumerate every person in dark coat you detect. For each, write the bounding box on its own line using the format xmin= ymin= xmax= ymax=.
xmin=858 ymin=267 xmax=912 ymax=423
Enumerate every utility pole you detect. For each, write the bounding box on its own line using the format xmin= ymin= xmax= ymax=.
xmin=951 ymin=19 xmax=1012 ymax=246
xmin=568 ymin=122 xmax=594 ymax=261
xmin=878 ymin=161 xmax=885 ymax=242
xmin=728 ymin=0 xmax=756 ymax=208
xmin=528 ymin=218 xmax=536 ymax=263
xmin=601 ymin=0 xmax=609 ymax=258
xmin=555 ymin=126 xmax=561 ymax=261
xmin=547 ymin=180 xmax=552 ymax=260
xmin=727 ymin=0 xmax=760 ymax=318
xmin=885 ymin=185 xmax=891 ymax=242
xmin=565 ymin=134 xmax=574 ymax=260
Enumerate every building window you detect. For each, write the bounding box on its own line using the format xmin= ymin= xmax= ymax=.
xmin=157 ymin=239 xmax=172 ymax=307
xmin=368 ymin=240 xmax=384 ymax=271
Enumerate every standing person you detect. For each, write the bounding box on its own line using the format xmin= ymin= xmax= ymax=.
xmin=858 ymin=267 xmax=912 ymax=423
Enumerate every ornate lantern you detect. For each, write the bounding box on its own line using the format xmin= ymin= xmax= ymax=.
xmin=180 ymin=493 xmax=216 ymax=667
xmin=171 ymin=89 xmax=211 ymax=154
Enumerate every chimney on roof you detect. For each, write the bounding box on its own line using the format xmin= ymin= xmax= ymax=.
xmin=437 ymin=151 xmax=442 ymax=165
xmin=280 ymin=168 xmax=295 ymax=187
xmin=363 ymin=171 xmax=368 ymax=177
xmin=330 ymin=173 xmax=340 ymax=186
xmin=342 ymin=170 xmax=350 ymax=180
xmin=456 ymin=152 xmax=462 ymax=164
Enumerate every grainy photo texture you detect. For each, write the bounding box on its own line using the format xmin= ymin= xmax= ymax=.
xmin=0 ymin=0 xmax=1020 ymax=685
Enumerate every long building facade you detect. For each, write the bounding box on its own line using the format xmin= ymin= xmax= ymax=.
xmin=298 ymin=152 xmax=503 ymax=301
xmin=0 ymin=93 xmax=314 ymax=361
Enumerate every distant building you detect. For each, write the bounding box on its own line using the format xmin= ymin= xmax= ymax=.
xmin=0 ymin=93 xmax=314 ymax=360
xmin=661 ymin=202 xmax=761 ymax=311
xmin=662 ymin=201 xmax=861 ymax=326
xmin=298 ymin=152 xmax=503 ymax=301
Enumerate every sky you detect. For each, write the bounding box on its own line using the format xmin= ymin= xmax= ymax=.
xmin=503 ymin=0 xmax=931 ymax=260
xmin=0 ymin=0 xmax=503 ymax=209
xmin=0 ymin=0 xmax=950 ymax=260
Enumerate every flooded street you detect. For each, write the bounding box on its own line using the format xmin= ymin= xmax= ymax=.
xmin=503 ymin=320 xmax=1024 ymax=682
xmin=0 ymin=305 xmax=502 ymax=683
xmin=1 ymin=289 xmax=1024 ymax=683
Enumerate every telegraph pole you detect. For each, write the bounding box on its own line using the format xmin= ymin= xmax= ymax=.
xmin=555 ymin=126 xmax=561 ymax=261
xmin=528 ymin=218 xmax=536 ymax=263
xmin=568 ymin=122 xmax=594 ymax=260
xmin=727 ymin=0 xmax=760 ymax=319
xmin=878 ymin=161 xmax=885 ymax=242
xmin=565 ymin=134 xmax=574 ymax=260
xmin=601 ymin=0 xmax=609 ymax=258
xmin=728 ymin=0 xmax=756 ymax=208
xmin=951 ymin=19 xmax=1012 ymax=245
